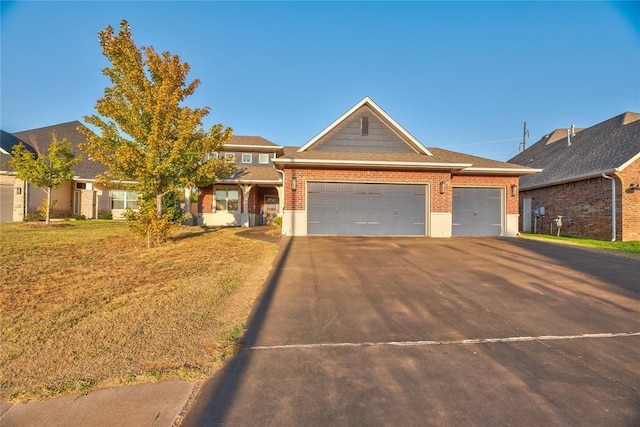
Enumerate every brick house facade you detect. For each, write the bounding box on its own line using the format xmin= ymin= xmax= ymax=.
xmin=274 ymin=97 xmax=536 ymax=237
xmin=509 ymin=112 xmax=640 ymax=241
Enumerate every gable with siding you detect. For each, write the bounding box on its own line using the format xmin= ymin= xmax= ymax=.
xmin=310 ymin=105 xmax=415 ymax=153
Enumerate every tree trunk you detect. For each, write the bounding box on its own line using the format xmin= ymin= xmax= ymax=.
xmin=46 ymin=187 xmax=52 ymax=225
xmin=156 ymin=193 xmax=163 ymax=218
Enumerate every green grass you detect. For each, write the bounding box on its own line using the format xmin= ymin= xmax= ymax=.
xmin=0 ymin=221 xmax=279 ymax=402
xmin=520 ymin=233 xmax=640 ymax=254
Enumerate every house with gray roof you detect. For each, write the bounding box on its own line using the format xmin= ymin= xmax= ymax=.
xmin=508 ymin=112 xmax=640 ymax=241
xmin=268 ymin=97 xmax=538 ymax=237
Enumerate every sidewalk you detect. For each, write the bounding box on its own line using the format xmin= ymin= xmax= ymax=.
xmin=0 ymin=380 xmax=194 ymax=427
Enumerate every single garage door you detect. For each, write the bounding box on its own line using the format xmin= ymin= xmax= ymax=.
xmin=307 ymin=182 xmax=426 ymax=236
xmin=1 ymin=184 xmax=14 ymax=222
xmin=452 ymin=187 xmax=502 ymax=236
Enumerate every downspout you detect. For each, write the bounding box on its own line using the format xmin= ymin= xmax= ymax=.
xmin=601 ymin=173 xmax=616 ymax=241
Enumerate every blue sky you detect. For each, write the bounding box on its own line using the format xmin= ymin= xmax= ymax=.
xmin=1 ymin=1 xmax=638 ymax=161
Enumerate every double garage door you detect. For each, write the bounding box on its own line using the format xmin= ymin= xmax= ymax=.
xmin=307 ymin=182 xmax=426 ymax=236
xmin=306 ymin=182 xmax=503 ymax=237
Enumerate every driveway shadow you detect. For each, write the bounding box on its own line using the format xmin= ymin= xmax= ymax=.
xmin=181 ymin=236 xmax=293 ymax=425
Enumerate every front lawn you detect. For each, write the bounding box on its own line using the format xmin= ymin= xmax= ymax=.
xmin=0 ymin=221 xmax=279 ymax=402
xmin=520 ymin=233 xmax=640 ymax=255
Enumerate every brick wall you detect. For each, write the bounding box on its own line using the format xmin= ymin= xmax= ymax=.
xmin=283 ymin=168 xmax=520 ymax=214
xmin=520 ymin=176 xmax=620 ymax=240
xmin=616 ymin=156 xmax=640 ymax=241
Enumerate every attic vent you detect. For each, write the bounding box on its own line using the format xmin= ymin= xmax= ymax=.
xmin=361 ymin=116 xmax=369 ymax=136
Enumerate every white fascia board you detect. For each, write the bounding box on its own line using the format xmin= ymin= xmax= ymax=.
xmin=519 ymin=168 xmax=619 ymax=191
xmin=273 ymin=157 xmax=470 ymax=169
xmin=617 ymin=151 xmax=640 ymax=172
xmin=72 ymin=177 xmax=138 ymax=185
xmin=216 ymin=179 xmax=282 ymax=184
xmin=458 ymin=167 xmax=543 ymax=175
xmin=0 ymin=147 xmax=10 ymax=155
xmin=298 ymin=97 xmax=433 ymax=156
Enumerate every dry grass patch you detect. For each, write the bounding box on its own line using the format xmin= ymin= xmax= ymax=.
xmin=0 ymin=221 xmax=279 ymax=402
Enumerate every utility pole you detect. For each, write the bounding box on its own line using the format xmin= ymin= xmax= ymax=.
xmin=520 ymin=121 xmax=529 ymax=152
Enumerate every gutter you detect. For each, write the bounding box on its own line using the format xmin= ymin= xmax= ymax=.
xmin=273 ymin=158 xmax=472 ymax=170
xmin=519 ymin=168 xmax=620 ymax=191
xmin=601 ymin=173 xmax=616 ymax=242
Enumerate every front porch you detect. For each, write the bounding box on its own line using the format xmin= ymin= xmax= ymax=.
xmin=197 ymin=183 xmax=282 ymax=227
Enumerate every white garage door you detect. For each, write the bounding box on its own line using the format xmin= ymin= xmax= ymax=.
xmin=307 ymin=182 xmax=426 ymax=236
xmin=452 ymin=187 xmax=503 ymax=236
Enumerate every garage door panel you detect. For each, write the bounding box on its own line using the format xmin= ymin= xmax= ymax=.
xmin=307 ymin=182 xmax=425 ymax=236
xmin=452 ymin=188 xmax=502 ymax=236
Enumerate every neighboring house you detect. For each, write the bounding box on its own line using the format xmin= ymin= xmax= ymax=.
xmin=1 ymin=121 xmax=136 ymax=221
xmin=508 ymin=112 xmax=640 ymax=241
xmin=0 ymin=130 xmax=27 ymax=221
xmin=273 ymin=97 xmax=538 ymax=237
xmin=197 ymin=136 xmax=284 ymax=227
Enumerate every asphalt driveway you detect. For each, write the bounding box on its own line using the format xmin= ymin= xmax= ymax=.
xmin=182 ymin=237 xmax=640 ymax=426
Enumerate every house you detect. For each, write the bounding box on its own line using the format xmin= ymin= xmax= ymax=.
xmin=1 ymin=121 xmax=134 ymax=221
xmin=0 ymin=130 xmax=27 ymax=222
xmin=198 ymin=96 xmax=536 ymax=237
xmin=508 ymin=112 xmax=640 ymax=241
xmin=197 ymin=136 xmax=284 ymax=227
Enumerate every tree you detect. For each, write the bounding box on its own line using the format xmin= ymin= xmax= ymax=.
xmin=79 ymin=19 xmax=233 ymax=246
xmin=10 ymin=135 xmax=81 ymax=224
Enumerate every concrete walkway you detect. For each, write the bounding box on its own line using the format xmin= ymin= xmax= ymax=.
xmin=0 ymin=380 xmax=194 ymax=427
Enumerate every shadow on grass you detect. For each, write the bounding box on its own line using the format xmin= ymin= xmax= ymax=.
xmin=169 ymin=226 xmax=224 ymax=242
xmin=180 ymin=236 xmax=293 ymax=426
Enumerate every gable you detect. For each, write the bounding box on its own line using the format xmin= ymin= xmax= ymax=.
xmin=298 ymin=97 xmax=432 ymax=156
xmin=311 ymin=105 xmax=416 ymax=153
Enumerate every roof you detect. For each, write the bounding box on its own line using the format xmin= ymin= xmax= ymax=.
xmin=298 ymin=97 xmax=432 ymax=156
xmin=508 ymin=112 xmax=640 ymax=189
xmin=275 ymin=147 xmax=538 ymax=175
xmin=1 ymin=130 xmax=23 ymax=172
xmin=11 ymin=121 xmax=107 ymax=180
xmin=219 ymin=166 xmax=282 ymax=183
xmin=224 ymin=136 xmax=283 ymax=153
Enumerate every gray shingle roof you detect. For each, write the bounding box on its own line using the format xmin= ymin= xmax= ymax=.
xmin=508 ymin=112 xmax=640 ymax=189
xmin=221 ymin=166 xmax=281 ymax=182
xmin=225 ymin=136 xmax=280 ymax=147
xmin=275 ymin=147 xmax=536 ymax=174
xmin=11 ymin=121 xmax=107 ymax=180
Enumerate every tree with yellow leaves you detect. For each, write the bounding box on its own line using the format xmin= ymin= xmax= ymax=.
xmin=80 ymin=19 xmax=233 ymax=246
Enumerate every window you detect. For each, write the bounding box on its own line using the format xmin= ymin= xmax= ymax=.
xmin=242 ymin=153 xmax=252 ymax=164
xmin=215 ymin=188 xmax=239 ymax=212
xmin=258 ymin=153 xmax=270 ymax=164
xmin=111 ymin=190 xmax=139 ymax=210
xmin=76 ymin=182 xmax=86 ymax=190
xmin=361 ymin=116 xmax=369 ymax=136
xmin=207 ymin=152 xmax=219 ymax=160
xmin=224 ymin=152 xmax=235 ymax=161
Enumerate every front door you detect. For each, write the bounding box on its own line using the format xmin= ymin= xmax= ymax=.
xmin=263 ymin=195 xmax=279 ymax=225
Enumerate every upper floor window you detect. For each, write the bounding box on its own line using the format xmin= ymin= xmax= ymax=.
xmin=258 ymin=153 xmax=270 ymax=164
xmin=207 ymin=152 xmax=219 ymax=160
xmin=241 ymin=153 xmax=252 ymax=164
xmin=224 ymin=152 xmax=235 ymax=161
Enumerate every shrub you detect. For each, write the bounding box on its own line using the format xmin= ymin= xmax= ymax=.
xmin=273 ymin=216 xmax=282 ymax=227
xmin=74 ymin=214 xmax=87 ymax=221
xmin=23 ymin=213 xmax=42 ymax=222
xmin=98 ymin=211 xmax=113 ymax=220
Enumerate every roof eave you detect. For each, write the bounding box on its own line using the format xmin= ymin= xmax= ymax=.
xmin=457 ymin=167 xmax=543 ymax=176
xmin=520 ymin=168 xmax=619 ymax=191
xmin=273 ymin=158 xmax=471 ymax=170
xmin=224 ymin=144 xmax=283 ymax=152
xmin=216 ymin=179 xmax=282 ymax=185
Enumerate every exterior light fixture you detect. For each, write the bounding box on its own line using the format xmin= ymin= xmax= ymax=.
xmin=511 ymin=184 xmax=518 ymax=197
xmin=439 ymin=181 xmax=447 ymax=194
xmin=291 ymin=176 xmax=297 ymax=192
xmin=630 ymin=183 xmax=640 ymax=192
xmin=16 ymin=187 xmax=22 ymax=195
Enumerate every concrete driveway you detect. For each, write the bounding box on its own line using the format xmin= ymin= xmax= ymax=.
xmin=182 ymin=237 xmax=640 ymax=426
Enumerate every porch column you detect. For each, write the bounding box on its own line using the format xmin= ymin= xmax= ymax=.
xmin=276 ymin=184 xmax=284 ymax=216
xmin=240 ymin=184 xmax=254 ymax=227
